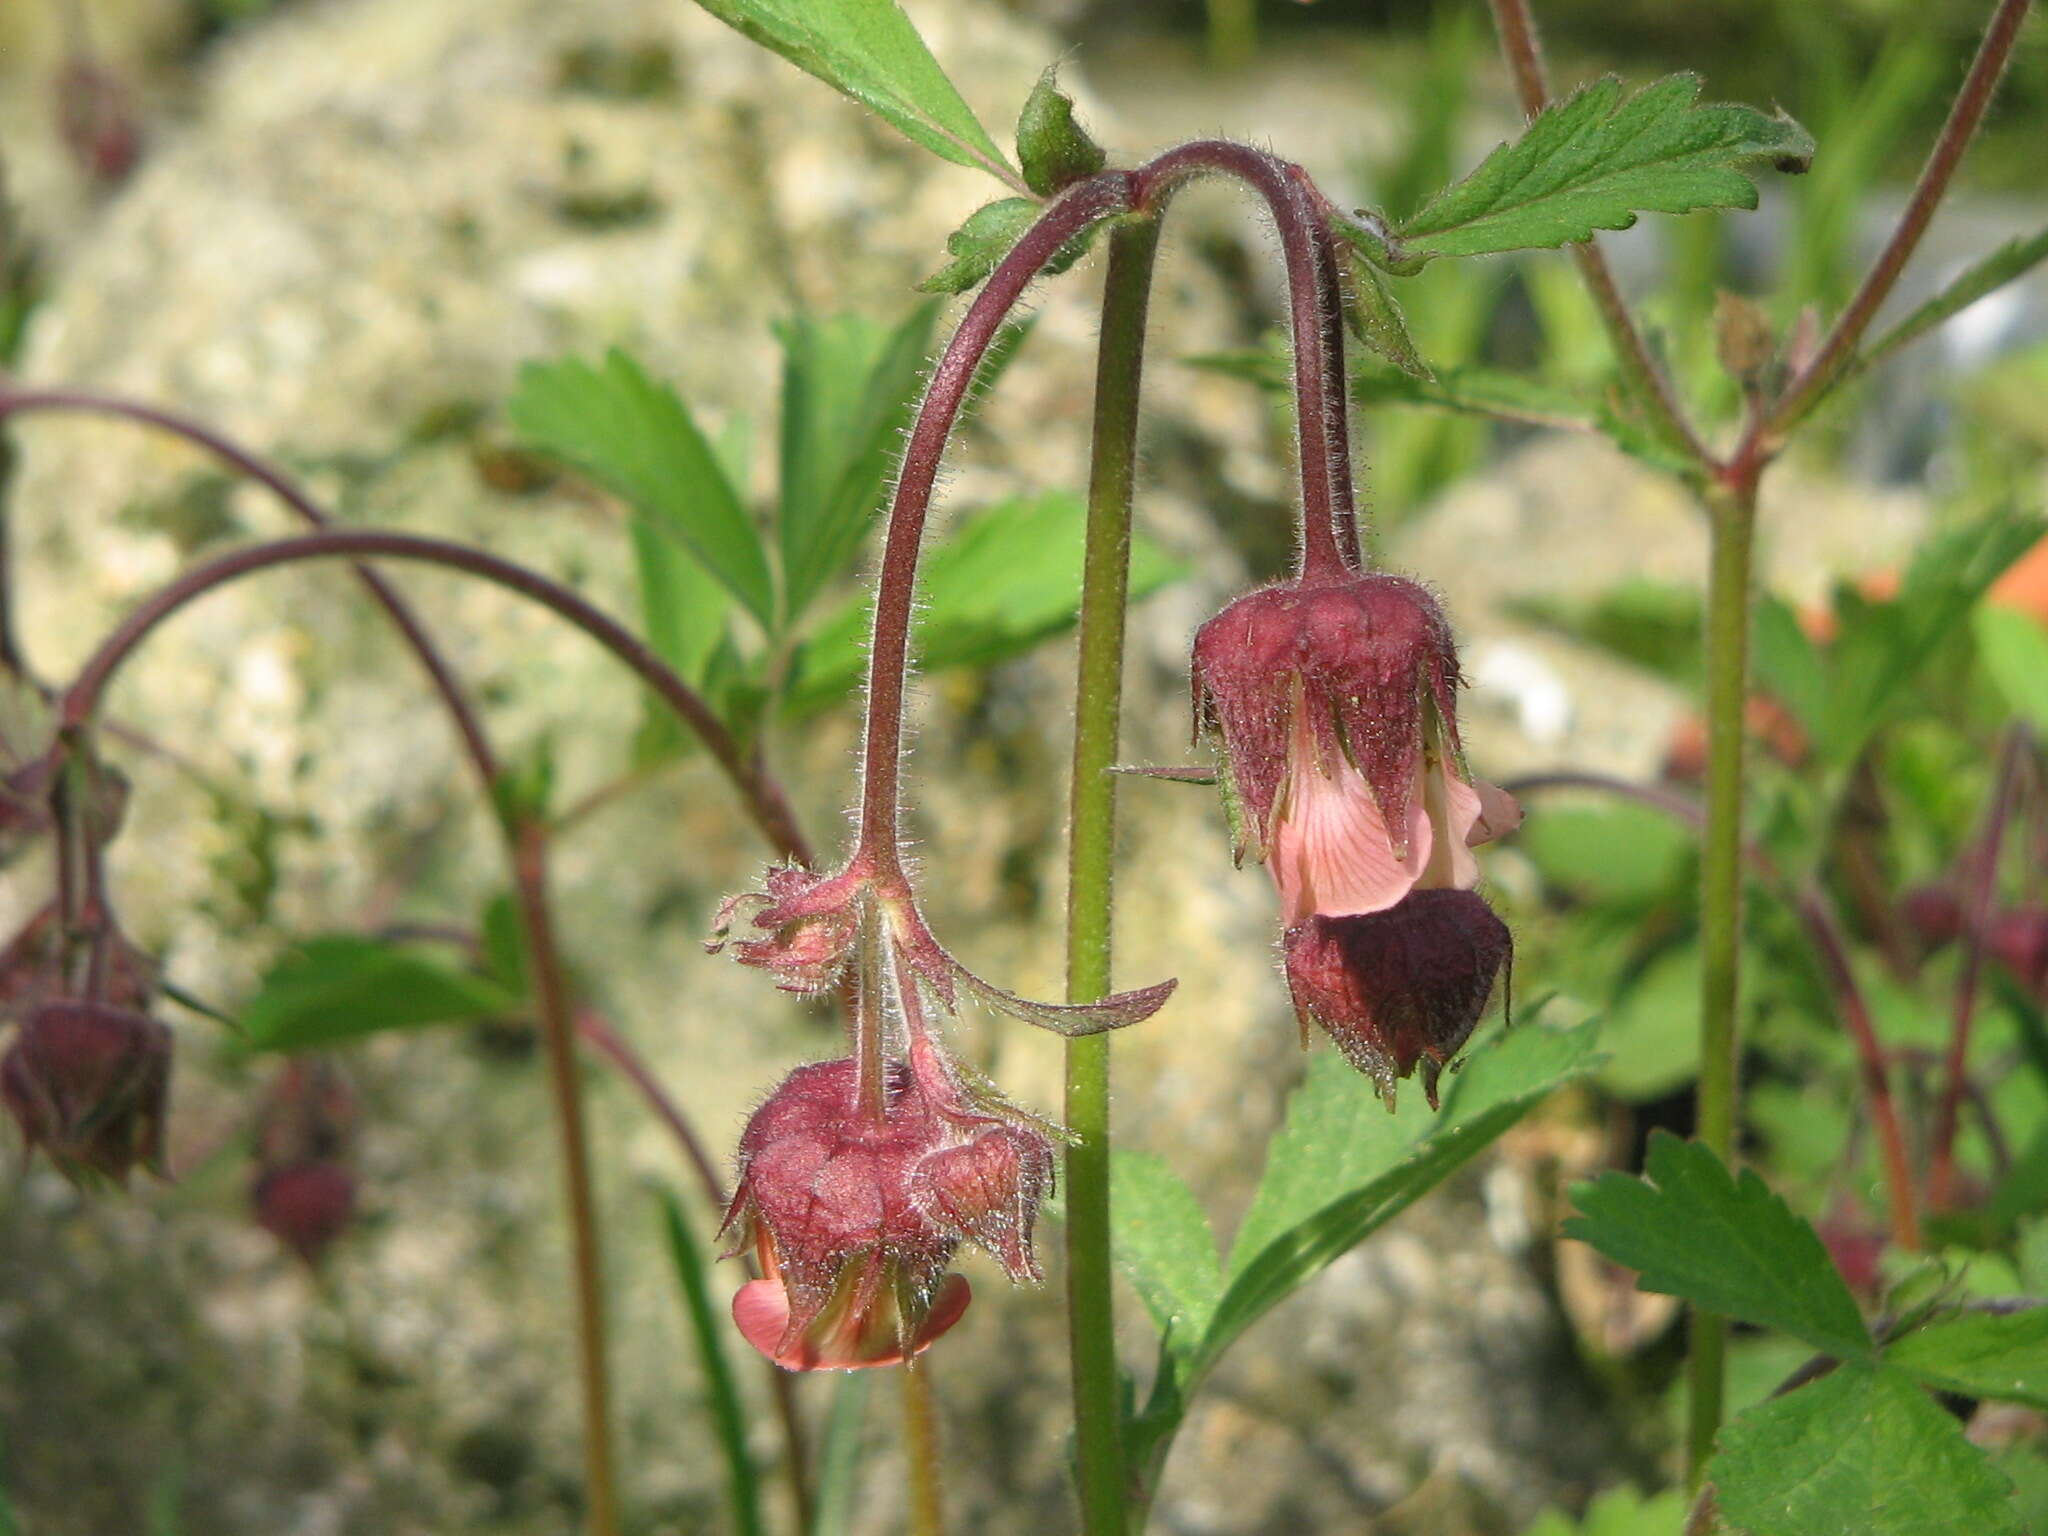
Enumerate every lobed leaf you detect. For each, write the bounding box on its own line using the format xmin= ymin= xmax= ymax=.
xmin=508 ymin=351 xmax=774 ymax=627
xmin=689 ymin=0 xmax=1018 ymax=185
xmin=1886 ymin=1306 xmax=2048 ymax=1410
xmin=1369 ymin=73 xmax=1812 ymax=268
xmin=1713 ymin=1364 xmax=2021 ymax=1536
xmin=237 ymin=935 xmax=521 ymax=1053
xmin=1566 ymin=1131 xmax=1872 ymax=1362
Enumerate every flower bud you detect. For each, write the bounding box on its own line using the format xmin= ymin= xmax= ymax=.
xmin=1282 ymin=889 xmax=1512 ymax=1110
xmin=250 ymin=1060 xmax=358 ymax=1264
xmin=723 ymin=1058 xmax=969 ymax=1371
xmin=1191 ymin=574 xmax=1517 ymax=927
xmin=1 ymin=998 xmax=171 ymax=1184
xmin=253 ymin=1161 xmax=358 ymax=1265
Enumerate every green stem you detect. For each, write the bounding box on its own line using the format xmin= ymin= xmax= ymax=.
xmin=900 ymin=1363 xmax=945 ymax=1536
xmin=1064 ymin=216 xmax=1161 ymax=1536
xmin=1688 ymin=475 xmax=1758 ymax=1488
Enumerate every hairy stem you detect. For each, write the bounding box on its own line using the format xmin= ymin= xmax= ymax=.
xmin=56 ymin=528 xmax=810 ymax=862
xmin=1134 ymin=143 xmax=1353 ymax=578
xmin=901 ymin=1363 xmax=946 ymax=1536
xmin=1063 ymin=218 xmax=1160 ymax=1536
xmin=1928 ymin=725 xmax=2029 ymax=1208
xmin=1484 ymin=0 xmax=1709 ymax=468
xmin=1799 ymin=886 xmax=1922 ymax=1250
xmin=1688 ymin=476 xmax=1757 ymax=1487
xmin=1768 ymin=0 xmax=2034 ymax=437
xmin=512 ymin=819 xmax=620 ymax=1536
xmin=851 ymin=176 xmax=1134 ymax=871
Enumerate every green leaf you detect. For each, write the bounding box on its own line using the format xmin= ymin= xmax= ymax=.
xmin=1522 ymin=1485 xmax=1687 ymax=1536
xmin=776 ymin=306 xmax=937 ymax=621
xmin=1516 ymin=802 xmax=1694 ymax=907
xmin=1714 ymin=1364 xmax=2021 ymax=1536
xmin=1886 ymin=1307 xmax=2048 ymax=1409
xmin=1857 ymin=227 xmax=2048 ymax=379
xmin=1371 ymin=74 xmax=1811 ymax=268
xmin=657 ymin=1189 xmax=764 ymax=1536
xmin=1111 ymin=1151 xmax=1222 ymax=1353
xmin=1015 ymin=66 xmax=1105 ymax=198
xmin=918 ymin=197 xmax=1040 ymax=294
xmin=1342 ymin=256 xmax=1433 ymax=380
xmin=1596 ymin=943 xmax=1710 ymax=1101
xmin=1205 ymin=1019 xmax=1600 ymax=1366
xmin=1566 ymin=1131 xmax=1873 ymax=1361
xmin=238 ymin=935 xmax=521 ymax=1053
xmin=509 ymin=351 xmax=774 ymax=627
xmin=785 ymin=491 xmax=1182 ymax=714
xmin=688 ymin=0 xmax=1018 ymax=185
xmin=1802 ymin=509 xmax=2045 ymax=764
xmin=1974 ymin=604 xmax=2048 ymax=736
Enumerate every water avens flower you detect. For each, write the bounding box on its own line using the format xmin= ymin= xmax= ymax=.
xmin=1193 ymin=572 xmax=1519 ymax=1107
xmin=1191 ymin=573 xmax=1518 ymax=925
xmin=1 ymin=997 xmax=171 ymax=1184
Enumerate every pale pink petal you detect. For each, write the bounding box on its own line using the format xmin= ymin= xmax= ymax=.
xmin=1469 ymin=780 xmax=1523 ymax=846
xmin=1418 ymin=766 xmax=1482 ymax=891
xmin=1270 ymin=745 xmax=1429 ymax=925
xmin=732 ymin=1273 xmax=973 ymax=1372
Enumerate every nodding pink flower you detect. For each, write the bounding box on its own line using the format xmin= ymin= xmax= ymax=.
xmin=1 ymin=998 xmax=171 ymax=1185
xmin=722 ymin=1053 xmax=1055 ymax=1371
xmin=1191 ymin=574 xmax=1519 ymax=927
xmin=251 ymin=1060 xmax=358 ymax=1264
xmin=1283 ymin=890 xmax=1512 ymax=1110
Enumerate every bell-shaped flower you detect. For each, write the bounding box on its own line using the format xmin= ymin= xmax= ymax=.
xmin=1 ymin=997 xmax=171 ymax=1185
xmin=1282 ymin=890 xmax=1512 ymax=1110
xmin=1191 ymin=573 xmax=1518 ymax=925
xmin=722 ymin=1057 xmax=970 ymax=1371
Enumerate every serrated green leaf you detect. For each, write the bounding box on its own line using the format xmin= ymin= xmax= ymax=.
xmin=1566 ymin=1131 xmax=1873 ymax=1360
xmin=508 ymin=351 xmax=773 ymax=626
xmin=784 ymin=491 xmax=1182 ymax=714
xmin=1016 ymin=66 xmax=1105 ymax=198
xmin=1111 ymin=1151 xmax=1222 ymax=1353
xmin=776 ymin=305 xmax=937 ymax=620
xmin=237 ymin=936 xmax=521 ymax=1053
xmin=1857 ymin=227 xmax=2048 ymax=380
xmin=1974 ymin=603 xmax=2048 ymax=735
xmin=1886 ymin=1307 xmax=2048 ymax=1409
xmin=1383 ymin=74 xmax=1811 ymax=266
xmin=689 ymin=0 xmax=1018 ymax=186
xmin=1342 ymin=256 xmax=1433 ymax=380
xmin=1205 ymin=1019 xmax=1599 ymax=1367
xmin=1714 ymin=1364 xmax=2021 ymax=1536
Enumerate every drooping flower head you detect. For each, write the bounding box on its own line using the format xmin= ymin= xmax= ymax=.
xmin=1191 ymin=573 xmax=1517 ymax=927
xmin=250 ymin=1059 xmax=358 ymax=1264
xmin=1 ymin=997 xmax=171 ymax=1185
xmin=1192 ymin=572 xmax=1520 ymax=1108
xmin=721 ymin=1047 xmax=1055 ymax=1372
